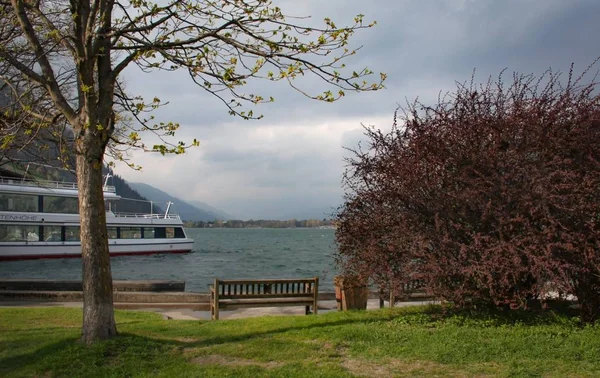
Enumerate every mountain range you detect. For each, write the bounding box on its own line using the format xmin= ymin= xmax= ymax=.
xmin=128 ymin=182 xmax=233 ymax=221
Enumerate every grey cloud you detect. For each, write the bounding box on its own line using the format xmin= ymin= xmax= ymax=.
xmin=199 ymin=131 xmax=347 ymax=190
xmin=340 ymin=127 xmax=372 ymax=152
xmin=201 ymin=147 xmax=266 ymax=165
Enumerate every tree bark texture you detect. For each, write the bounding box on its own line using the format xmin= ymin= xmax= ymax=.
xmin=77 ymin=140 xmax=117 ymax=344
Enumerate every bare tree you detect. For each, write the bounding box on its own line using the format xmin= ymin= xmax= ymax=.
xmin=0 ymin=0 xmax=384 ymax=343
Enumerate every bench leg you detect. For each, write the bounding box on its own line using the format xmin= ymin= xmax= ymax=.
xmin=210 ymin=292 xmax=213 ymax=320
xmin=305 ymin=305 xmax=310 ymax=315
xmin=312 ymin=277 xmax=319 ymax=315
xmin=210 ymin=301 xmax=219 ymax=320
xmin=212 ymin=279 xmax=220 ymax=320
xmin=212 ymin=300 xmax=219 ymax=320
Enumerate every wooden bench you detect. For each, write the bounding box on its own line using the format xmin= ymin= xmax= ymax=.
xmin=210 ymin=277 xmax=319 ymax=320
xmin=379 ymin=279 xmax=432 ymax=308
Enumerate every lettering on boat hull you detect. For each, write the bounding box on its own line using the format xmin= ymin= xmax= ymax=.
xmin=0 ymin=214 xmax=38 ymax=221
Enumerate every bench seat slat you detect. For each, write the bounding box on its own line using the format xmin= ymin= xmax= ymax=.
xmin=219 ymin=293 xmax=314 ymax=300
xmin=219 ymin=297 xmax=314 ymax=309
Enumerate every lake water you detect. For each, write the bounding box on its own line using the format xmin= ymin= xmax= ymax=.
xmin=0 ymin=228 xmax=340 ymax=291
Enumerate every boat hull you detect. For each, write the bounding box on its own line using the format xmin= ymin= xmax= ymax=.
xmin=0 ymin=239 xmax=194 ymax=261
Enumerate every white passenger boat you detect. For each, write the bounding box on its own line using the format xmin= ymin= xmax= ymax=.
xmin=0 ymin=175 xmax=194 ymax=260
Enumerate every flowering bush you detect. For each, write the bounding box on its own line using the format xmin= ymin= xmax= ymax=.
xmin=336 ymin=65 xmax=600 ymax=323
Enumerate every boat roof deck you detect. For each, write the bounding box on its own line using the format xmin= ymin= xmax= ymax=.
xmin=111 ymin=213 xmax=181 ymax=220
xmin=0 ymin=176 xmax=116 ymax=193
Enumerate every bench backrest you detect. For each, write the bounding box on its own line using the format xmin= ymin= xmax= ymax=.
xmin=213 ymin=278 xmax=318 ymax=300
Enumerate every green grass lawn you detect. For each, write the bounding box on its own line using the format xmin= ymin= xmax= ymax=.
xmin=1 ymin=305 xmax=600 ymax=377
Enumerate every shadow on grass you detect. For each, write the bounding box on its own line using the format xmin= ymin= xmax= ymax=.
xmin=4 ymin=319 xmax=149 ymax=334
xmin=166 ymin=316 xmax=374 ymax=348
xmin=0 ymin=321 xmax=366 ymax=377
xmin=0 ymin=315 xmax=374 ymax=375
xmin=0 ymin=337 xmax=79 ymax=375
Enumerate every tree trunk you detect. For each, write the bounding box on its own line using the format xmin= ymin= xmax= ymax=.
xmin=77 ymin=148 xmax=117 ymax=344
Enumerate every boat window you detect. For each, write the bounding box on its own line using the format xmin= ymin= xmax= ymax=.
xmin=43 ymin=226 xmax=62 ymax=242
xmin=154 ymin=227 xmax=166 ymax=238
xmin=166 ymin=227 xmax=174 ymax=238
xmin=65 ymin=226 xmax=80 ymax=241
xmin=0 ymin=193 xmax=39 ymax=212
xmin=120 ymin=227 xmax=141 ymax=239
xmin=43 ymin=196 xmax=79 ymax=214
xmin=142 ymin=227 xmax=155 ymax=239
xmin=0 ymin=225 xmax=40 ymax=242
xmin=174 ymin=227 xmax=186 ymax=238
xmin=107 ymin=227 xmax=117 ymax=239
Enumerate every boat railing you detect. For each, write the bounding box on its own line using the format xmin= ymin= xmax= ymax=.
xmin=0 ymin=176 xmax=116 ymax=193
xmin=112 ymin=212 xmax=181 ymax=220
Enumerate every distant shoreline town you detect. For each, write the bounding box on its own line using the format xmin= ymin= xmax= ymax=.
xmin=183 ymin=219 xmax=336 ymax=229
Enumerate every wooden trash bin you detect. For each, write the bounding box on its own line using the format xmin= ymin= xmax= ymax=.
xmin=334 ymin=275 xmax=369 ymax=311
xmin=335 ymin=283 xmax=343 ymax=311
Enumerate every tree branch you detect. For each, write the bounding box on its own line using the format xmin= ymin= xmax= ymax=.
xmin=10 ymin=0 xmax=76 ymax=123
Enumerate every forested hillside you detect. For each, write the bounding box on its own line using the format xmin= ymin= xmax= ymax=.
xmin=106 ymin=173 xmax=163 ymax=214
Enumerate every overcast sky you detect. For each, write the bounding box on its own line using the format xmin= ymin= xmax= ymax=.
xmin=113 ymin=0 xmax=600 ymax=220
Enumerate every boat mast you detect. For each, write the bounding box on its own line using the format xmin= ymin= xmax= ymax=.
xmin=164 ymin=201 xmax=173 ymax=219
xmin=103 ymin=173 xmax=112 ymax=212
xmin=103 ymin=173 xmax=112 ymax=191
xmin=23 ymin=164 xmax=30 ymax=182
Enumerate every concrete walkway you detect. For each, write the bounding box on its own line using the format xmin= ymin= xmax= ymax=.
xmin=0 ymin=299 xmax=438 ymax=320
